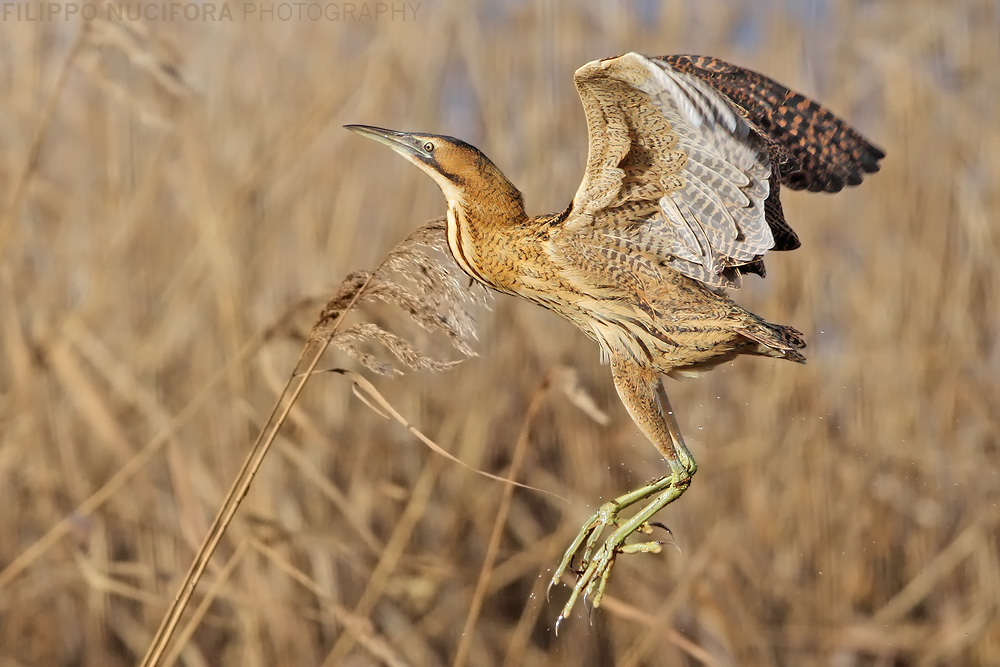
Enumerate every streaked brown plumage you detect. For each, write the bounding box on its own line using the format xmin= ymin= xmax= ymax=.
xmin=346 ymin=52 xmax=884 ymax=625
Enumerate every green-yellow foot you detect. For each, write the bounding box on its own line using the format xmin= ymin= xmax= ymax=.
xmin=549 ymin=473 xmax=691 ymax=631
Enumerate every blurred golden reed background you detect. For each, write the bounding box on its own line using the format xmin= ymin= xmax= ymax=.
xmin=1 ymin=1 xmax=998 ymax=664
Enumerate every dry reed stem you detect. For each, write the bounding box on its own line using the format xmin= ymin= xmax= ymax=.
xmin=161 ymin=540 xmax=249 ymax=667
xmin=0 ymin=339 xmax=257 ymax=591
xmin=0 ymin=24 xmax=88 ymax=252
xmin=330 ymin=369 xmax=562 ymax=498
xmin=499 ymin=560 xmax=554 ymax=667
xmin=250 ymin=537 xmax=410 ymax=667
xmin=138 ymin=232 xmax=387 ymax=664
xmin=615 ymin=529 xmax=726 ymax=666
xmin=324 ymin=456 xmax=446 ymax=664
xmin=453 ymin=374 xmax=550 ymax=667
xmin=142 ymin=220 xmax=525 ymax=664
xmin=138 ymin=339 xmax=325 ymax=666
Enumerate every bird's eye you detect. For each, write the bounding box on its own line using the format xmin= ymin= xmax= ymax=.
xmin=423 ymin=141 xmax=434 ymax=152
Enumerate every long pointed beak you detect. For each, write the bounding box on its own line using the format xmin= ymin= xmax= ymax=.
xmin=344 ymin=124 xmax=428 ymax=159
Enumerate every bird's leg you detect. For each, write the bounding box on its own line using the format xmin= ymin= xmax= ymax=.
xmin=550 ymin=361 xmax=697 ymax=627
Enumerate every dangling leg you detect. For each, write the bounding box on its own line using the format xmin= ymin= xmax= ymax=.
xmin=549 ymin=359 xmax=698 ymax=627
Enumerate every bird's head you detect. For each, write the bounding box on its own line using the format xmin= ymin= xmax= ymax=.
xmin=345 ymin=124 xmax=524 ymax=216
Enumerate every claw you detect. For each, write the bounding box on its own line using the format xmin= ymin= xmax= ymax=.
xmin=646 ymin=521 xmax=681 ymax=552
xmin=649 ymin=521 xmax=672 ymax=536
xmin=550 ymin=474 xmax=692 ymax=630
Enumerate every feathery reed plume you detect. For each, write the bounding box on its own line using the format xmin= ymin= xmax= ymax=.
xmin=313 ymin=216 xmax=488 ymax=374
xmin=140 ymin=217 xmax=491 ymax=666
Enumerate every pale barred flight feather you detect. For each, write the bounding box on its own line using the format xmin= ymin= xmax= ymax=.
xmin=562 ymin=52 xmax=775 ymax=287
xmin=641 ymin=58 xmax=741 ymax=137
xmin=635 ymin=58 xmax=759 ymax=178
xmin=623 ymin=56 xmax=773 ymax=273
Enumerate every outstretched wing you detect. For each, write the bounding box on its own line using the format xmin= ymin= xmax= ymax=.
xmin=662 ymin=54 xmax=885 ymax=194
xmin=561 ymin=53 xmax=884 ymax=288
xmin=565 ymin=52 xmax=774 ymax=288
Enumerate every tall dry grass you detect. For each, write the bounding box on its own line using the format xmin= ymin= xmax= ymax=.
xmin=1 ymin=1 xmax=998 ymax=665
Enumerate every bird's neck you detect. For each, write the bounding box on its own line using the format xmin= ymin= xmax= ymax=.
xmin=460 ymin=169 xmax=528 ymax=228
xmin=443 ymin=173 xmax=528 ymax=291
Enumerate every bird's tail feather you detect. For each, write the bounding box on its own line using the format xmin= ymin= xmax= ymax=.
xmin=738 ymin=318 xmax=806 ymax=363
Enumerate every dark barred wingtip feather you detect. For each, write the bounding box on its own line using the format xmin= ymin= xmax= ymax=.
xmin=764 ymin=169 xmax=801 ymax=251
xmin=659 ymin=54 xmax=885 ymax=194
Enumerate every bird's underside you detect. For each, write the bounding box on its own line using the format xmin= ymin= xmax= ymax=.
xmin=346 ymin=51 xmax=884 ymax=627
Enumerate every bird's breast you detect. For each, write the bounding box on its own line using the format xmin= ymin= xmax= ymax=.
xmin=445 ymin=203 xmax=500 ymax=290
xmin=444 ymin=203 xmax=555 ymax=297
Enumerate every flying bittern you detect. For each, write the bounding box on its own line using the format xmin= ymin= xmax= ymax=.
xmin=346 ymin=53 xmax=884 ymax=624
